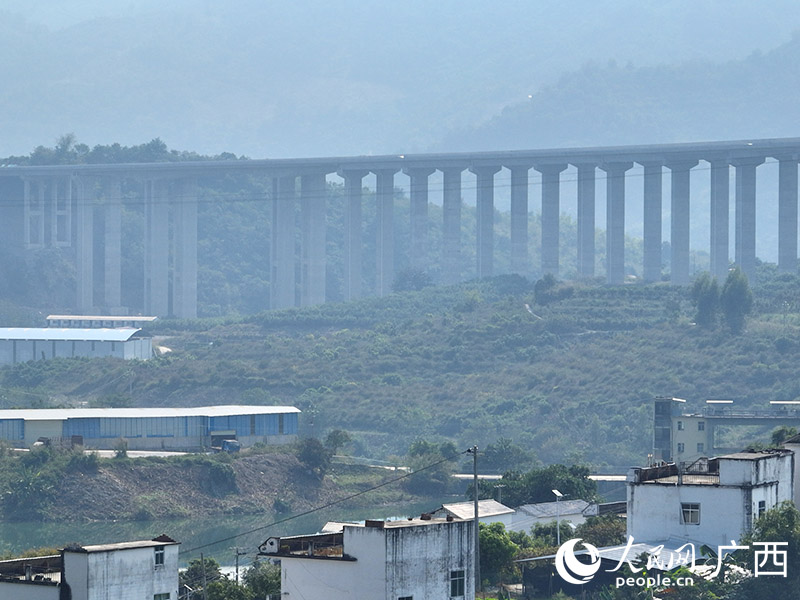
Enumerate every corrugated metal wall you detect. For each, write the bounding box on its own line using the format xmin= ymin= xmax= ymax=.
xmin=0 ymin=419 xmax=23 ymax=441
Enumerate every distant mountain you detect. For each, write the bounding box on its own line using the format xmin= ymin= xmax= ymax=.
xmin=0 ymin=1 xmax=798 ymax=158
xmin=441 ymin=34 xmax=800 ymax=151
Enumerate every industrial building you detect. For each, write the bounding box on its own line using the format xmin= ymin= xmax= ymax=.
xmin=0 ymin=405 xmax=300 ymax=450
xmin=45 ymin=314 xmax=158 ymax=328
xmin=0 ymin=327 xmax=153 ymax=364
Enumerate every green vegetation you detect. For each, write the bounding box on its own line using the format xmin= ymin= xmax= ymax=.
xmin=296 ymin=437 xmax=332 ymax=478
xmin=471 ymin=464 xmax=597 ymax=507
xmin=2 ymin=266 xmax=800 ymax=468
xmin=721 ymin=267 xmax=754 ymax=333
xmin=0 ymin=438 xmax=446 ymax=523
xmin=404 ymin=439 xmax=460 ymax=495
xmin=735 ymin=502 xmax=800 ymax=599
xmin=476 ymin=515 xmax=626 ymax=591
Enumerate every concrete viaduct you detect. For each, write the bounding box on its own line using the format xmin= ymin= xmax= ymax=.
xmin=1 ymin=136 xmax=799 ymax=318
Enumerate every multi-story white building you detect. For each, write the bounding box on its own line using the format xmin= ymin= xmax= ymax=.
xmin=627 ymin=449 xmax=794 ymax=548
xmin=653 ymin=396 xmax=800 ymax=463
xmin=261 ymin=517 xmax=475 ymax=600
xmin=0 ymin=536 xmax=179 ymax=600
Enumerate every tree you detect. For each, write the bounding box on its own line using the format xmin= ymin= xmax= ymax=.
xmin=404 ymin=439 xmax=458 ymax=495
xmin=296 ymin=438 xmax=331 ymax=478
xmin=479 ymin=522 xmax=520 ymax=584
xmin=480 ymin=437 xmax=537 ymax=474
xmin=574 ymin=515 xmax=626 ymax=547
xmin=690 ymin=271 xmax=720 ymax=327
xmin=734 ymin=502 xmax=800 ymax=598
xmin=180 ymin=557 xmax=222 ymax=595
xmin=720 ymin=267 xmax=753 ymax=333
xmin=771 ymin=425 xmax=798 ymax=446
xmin=392 ymin=267 xmax=433 ymax=292
xmin=324 ymin=429 xmax=352 ymax=454
xmin=242 ymin=559 xmax=281 ymax=599
xmin=533 ymin=273 xmax=574 ymax=305
xmin=472 ymin=464 xmax=597 ymax=507
xmin=206 ymin=577 xmax=251 ymax=600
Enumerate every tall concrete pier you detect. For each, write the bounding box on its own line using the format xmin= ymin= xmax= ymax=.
xmin=2 ymin=137 xmax=799 ymax=317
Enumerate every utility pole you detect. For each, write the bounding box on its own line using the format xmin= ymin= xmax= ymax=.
xmin=201 ymin=553 xmax=207 ymax=600
xmin=234 ymin=547 xmax=247 ymax=584
xmin=468 ymin=445 xmax=481 ymax=596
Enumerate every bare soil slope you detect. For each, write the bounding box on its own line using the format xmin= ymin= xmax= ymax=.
xmin=52 ymin=454 xmax=337 ymax=522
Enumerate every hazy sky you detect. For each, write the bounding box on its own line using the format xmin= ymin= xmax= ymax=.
xmin=0 ymin=1 xmax=798 ymax=158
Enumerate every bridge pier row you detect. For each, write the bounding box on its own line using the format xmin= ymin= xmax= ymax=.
xmin=340 ymin=170 xmax=368 ymax=301
xmin=405 ymin=168 xmax=435 ymax=272
xmin=733 ymin=158 xmax=764 ymax=283
xmin=709 ymin=160 xmax=730 ymax=282
xmin=471 ymin=166 xmax=501 ymax=278
xmin=75 ymin=176 xmax=95 ymax=313
xmin=441 ymin=167 xmax=464 ymax=284
xmin=144 ymin=179 xmax=170 ymax=316
xmin=373 ymin=169 xmax=396 ymax=296
xmin=270 ymin=175 xmax=297 ymax=309
xmin=173 ymin=178 xmax=198 ymax=319
xmin=509 ymin=166 xmax=530 ymax=276
xmin=22 ymin=180 xmax=41 ymax=248
xmin=602 ymin=162 xmax=632 ymax=285
xmin=641 ymin=162 xmax=663 ymax=282
xmin=576 ymin=164 xmax=596 ymax=279
xmin=778 ymin=157 xmax=799 ymax=274
xmin=300 ymin=172 xmax=327 ymax=306
xmin=668 ymin=161 xmax=698 ymax=286
xmin=536 ymin=164 xmax=567 ymax=277
xmin=102 ymin=178 xmax=123 ymax=312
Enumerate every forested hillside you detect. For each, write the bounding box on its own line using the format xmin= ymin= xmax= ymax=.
xmin=444 ymin=33 xmax=800 ymax=151
xmin=1 ymin=267 xmax=798 ymax=467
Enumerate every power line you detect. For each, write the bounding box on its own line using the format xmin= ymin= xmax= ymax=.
xmin=179 ymin=448 xmax=468 ymax=557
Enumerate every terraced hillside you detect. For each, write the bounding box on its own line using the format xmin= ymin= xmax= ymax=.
xmin=1 ymin=270 xmax=799 ymax=467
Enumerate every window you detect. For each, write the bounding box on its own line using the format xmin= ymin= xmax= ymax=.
xmin=154 ymin=594 xmax=170 ymax=600
xmin=398 ymin=597 xmax=413 ymax=600
xmin=698 ymin=421 xmax=705 ymax=431
xmin=758 ymin=500 xmax=766 ymax=518
xmin=681 ymin=503 xmax=700 ymax=525
xmin=450 ymin=570 xmax=465 ymax=597
xmin=677 ymin=421 xmax=684 ymax=431
xmin=677 ymin=442 xmax=685 ymax=453
xmin=154 ymin=546 xmax=165 ymax=567
xmin=697 ymin=443 xmax=704 ymax=453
